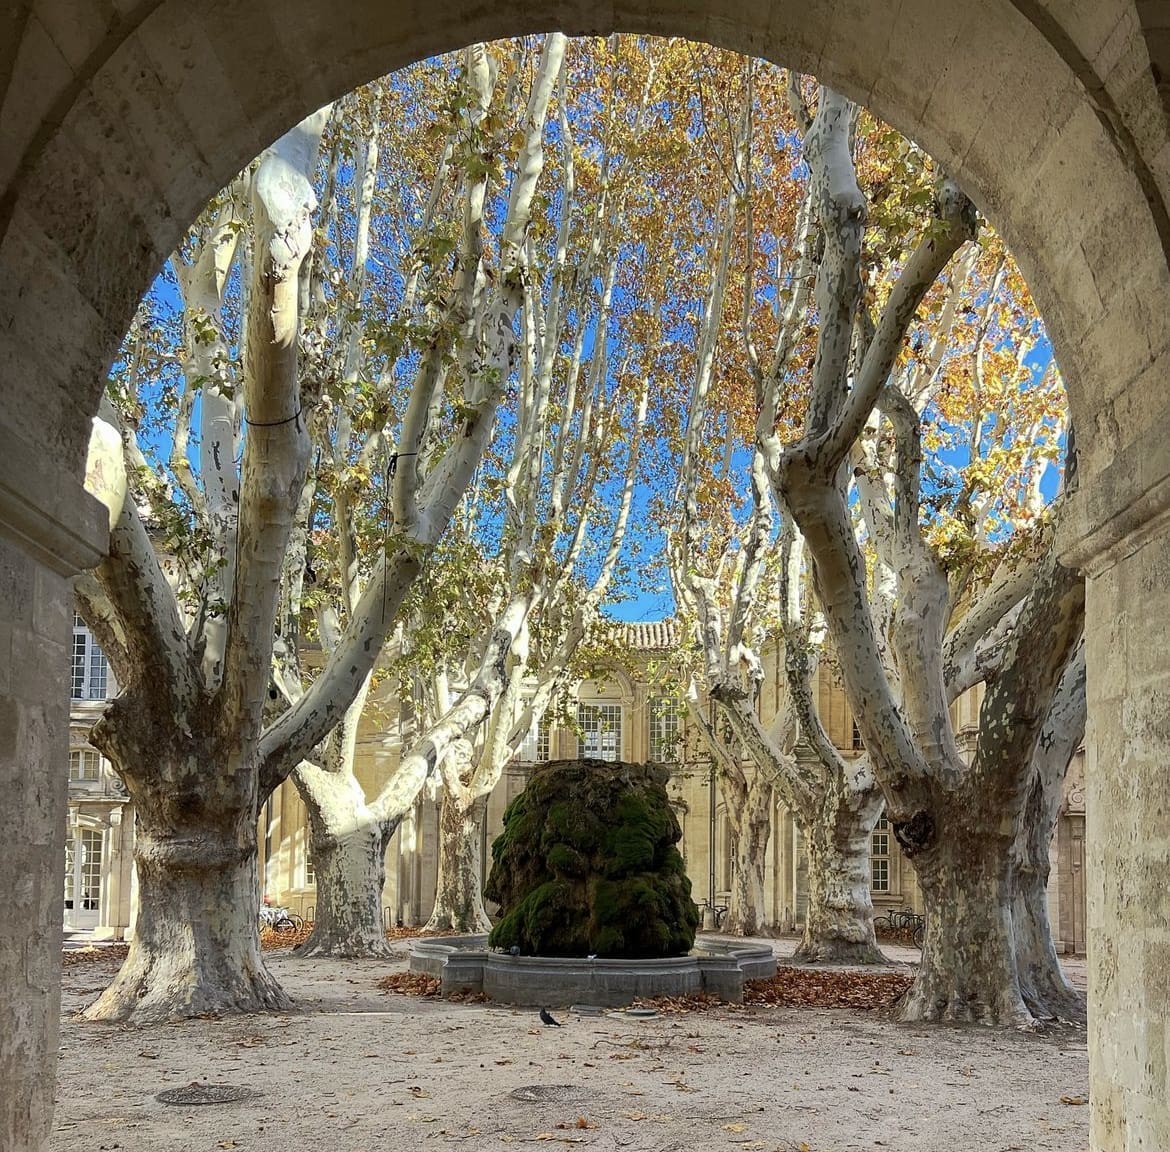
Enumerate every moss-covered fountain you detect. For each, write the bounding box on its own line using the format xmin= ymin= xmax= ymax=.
xmin=410 ymin=760 xmax=774 ymax=1005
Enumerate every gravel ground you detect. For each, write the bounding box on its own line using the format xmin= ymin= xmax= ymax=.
xmin=52 ymin=941 xmax=1089 ymax=1152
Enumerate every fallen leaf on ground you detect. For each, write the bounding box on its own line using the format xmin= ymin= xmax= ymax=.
xmin=378 ymin=972 xmax=440 ymax=998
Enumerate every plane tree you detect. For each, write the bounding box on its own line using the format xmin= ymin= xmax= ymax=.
xmin=73 ymin=36 xmax=554 ymax=1014
xmin=760 ymin=79 xmax=1081 ymax=1024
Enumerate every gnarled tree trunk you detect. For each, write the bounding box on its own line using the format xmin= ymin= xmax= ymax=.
xmin=724 ymin=772 xmax=772 ymax=936
xmin=84 ymin=778 xmax=286 ymax=1022
xmin=1011 ymin=643 xmax=1086 ymax=1022
xmin=894 ymin=822 xmax=1029 ymax=1026
xmin=424 ymin=792 xmax=491 ymax=933
xmin=1013 ymin=860 xmax=1083 ymax=1022
xmin=796 ymin=785 xmax=884 ymax=964
xmin=294 ymin=765 xmax=394 ymax=958
xmin=1011 ymin=748 xmax=1084 ymax=1020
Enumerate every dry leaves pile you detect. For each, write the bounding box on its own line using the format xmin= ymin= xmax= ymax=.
xmin=61 ymin=944 xmax=130 ymax=968
xmin=629 ymin=967 xmax=913 ymax=1015
xmin=259 ymin=924 xmax=314 ymax=951
xmin=386 ymin=926 xmax=460 ymax=940
xmin=631 ymin=992 xmax=724 ymax=1015
xmin=378 ymin=971 xmax=441 ymax=997
xmin=260 ymin=924 xmax=461 ymax=951
xmin=744 ymin=967 xmax=914 ymax=1010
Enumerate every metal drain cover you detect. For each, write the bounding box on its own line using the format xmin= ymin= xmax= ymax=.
xmin=156 ymin=1083 xmax=258 ymax=1106
xmin=510 ymin=1085 xmax=587 ymax=1105
xmin=570 ymin=1004 xmax=605 ymax=1016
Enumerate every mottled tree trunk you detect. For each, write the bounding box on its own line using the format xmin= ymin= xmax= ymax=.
xmin=84 ymin=808 xmax=286 ymax=1023
xmin=1013 ymin=866 xmax=1083 ymax=1022
xmin=724 ymin=797 xmax=771 ymax=937
xmin=796 ymin=798 xmax=885 ymax=964
xmin=295 ymin=765 xmax=394 ymax=958
xmin=896 ymin=830 xmax=1030 ymax=1025
xmin=720 ymin=761 xmax=774 ymax=937
xmin=1012 ymin=764 xmax=1084 ymax=1021
xmin=424 ymin=791 xmax=491 ymax=933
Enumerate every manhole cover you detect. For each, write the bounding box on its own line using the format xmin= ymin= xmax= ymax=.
xmin=510 ymin=1085 xmax=587 ymax=1105
xmin=156 ymin=1083 xmax=258 ymax=1106
xmin=624 ymin=1007 xmax=657 ymax=1018
xmin=570 ymin=1004 xmax=605 ymax=1016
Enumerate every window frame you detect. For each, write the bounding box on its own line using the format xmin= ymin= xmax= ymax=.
xmin=871 ymin=812 xmax=891 ymax=894
xmin=69 ymin=747 xmax=104 ymax=783
xmin=71 ymin=615 xmax=112 ymax=702
xmin=518 ymin=716 xmax=552 ymax=764
xmin=648 ymin=695 xmax=682 ymax=764
xmin=577 ymin=702 xmax=623 ymax=762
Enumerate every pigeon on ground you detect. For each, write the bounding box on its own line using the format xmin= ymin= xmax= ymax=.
xmin=539 ymin=1007 xmax=562 ymax=1027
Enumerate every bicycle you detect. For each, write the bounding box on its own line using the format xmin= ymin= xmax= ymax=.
xmin=699 ymin=899 xmax=729 ymax=930
xmin=259 ymin=904 xmax=304 ymax=935
xmin=874 ymin=907 xmax=925 ymax=948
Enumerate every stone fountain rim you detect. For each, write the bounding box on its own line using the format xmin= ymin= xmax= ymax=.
xmin=407 ymin=933 xmax=777 ymax=1007
xmin=409 ymin=933 xmax=775 ymax=965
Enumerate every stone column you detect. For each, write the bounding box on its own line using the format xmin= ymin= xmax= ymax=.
xmin=0 ymin=544 xmax=74 ymax=1151
xmin=0 ymin=425 xmax=108 ymax=1152
xmin=99 ymin=809 xmax=124 ymax=940
xmin=62 ymin=807 xmax=79 ymax=931
xmin=1078 ymin=521 xmax=1170 ymax=1151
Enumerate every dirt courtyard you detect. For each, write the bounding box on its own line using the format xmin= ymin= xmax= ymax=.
xmin=53 ymin=944 xmax=1089 ymax=1152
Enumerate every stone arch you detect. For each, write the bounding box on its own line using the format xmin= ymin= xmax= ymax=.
xmin=0 ymin=1 xmax=1167 ymax=499
xmin=2 ymin=4 xmax=1169 ymax=1152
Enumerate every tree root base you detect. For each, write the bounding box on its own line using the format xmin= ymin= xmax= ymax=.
xmin=293 ymin=935 xmax=396 ymax=960
xmin=891 ymin=986 xmax=1037 ymax=1028
xmin=83 ymin=969 xmax=291 ymax=1025
xmin=792 ymin=939 xmax=889 ymax=966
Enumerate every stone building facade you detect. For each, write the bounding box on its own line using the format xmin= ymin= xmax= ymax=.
xmin=67 ymin=616 xmax=1088 ymax=953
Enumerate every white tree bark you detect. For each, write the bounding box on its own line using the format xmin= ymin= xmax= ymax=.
xmin=764 ymin=82 xmax=1083 ymax=1024
xmin=419 ymin=43 xmax=658 ymax=932
xmin=672 ymin=74 xmax=883 ymax=957
xmin=81 ymin=112 xmax=329 ymax=1024
xmin=294 ymin=761 xmax=396 ymax=958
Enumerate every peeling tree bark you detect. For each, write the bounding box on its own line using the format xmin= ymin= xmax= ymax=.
xmin=723 ymin=769 xmax=773 ymax=937
xmin=426 ymin=792 xmax=491 ymax=933
xmin=796 ymin=768 xmax=886 ymax=964
xmin=761 ymin=81 xmax=1082 ymax=1024
xmin=81 ymin=111 xmax=329 ymax=1023
xmin=1010 ymin=643 xmax=1086 ymax=1022
xmin=672 ymin=74 xmax=885 ymax=959
xmin=894 ymin=819 xmax=1028 ymax=1026
xmin=293 ymin=762 xmax=395 ymax=959
xmin=85 ymin=769 xmax=289 ymax=1022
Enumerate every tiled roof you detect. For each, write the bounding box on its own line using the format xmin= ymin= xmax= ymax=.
xmin=610 ymin=619 xmax=681 ymax=651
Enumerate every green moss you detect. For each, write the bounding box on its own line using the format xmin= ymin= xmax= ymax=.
xmin=487 ymin=758 xmax=700 ymax=959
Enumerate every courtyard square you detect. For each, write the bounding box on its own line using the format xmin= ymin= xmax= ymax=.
xmin=53 ymin=945 xmax=1089 ymax=1152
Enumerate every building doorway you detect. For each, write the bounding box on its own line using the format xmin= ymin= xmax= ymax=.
xmin=63 ymin=827 xmax=103 ymax=931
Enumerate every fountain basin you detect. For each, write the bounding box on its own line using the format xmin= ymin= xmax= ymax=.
xmin=408 ymin=934 xmax=776 ymax=1006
